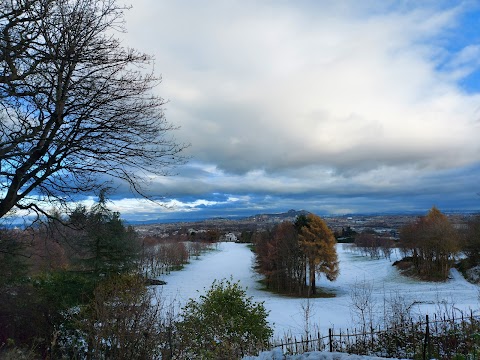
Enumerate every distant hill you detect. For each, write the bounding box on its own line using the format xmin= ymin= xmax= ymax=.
xmin=132 ymin=209 xmax=317 ymax=236
xmin=127 ymin=209 xmax=312 ymax=226
xmin=130 ymin=208 xmax=480 ymax=227
xmin=243 ymin=209 xmax=311 ymax=222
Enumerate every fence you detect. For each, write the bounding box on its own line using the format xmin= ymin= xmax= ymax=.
xmin=271 ymin=312 xmax=480 ymax=359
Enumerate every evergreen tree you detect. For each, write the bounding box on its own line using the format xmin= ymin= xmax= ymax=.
xmin=69 ymin=192 xmax=140 ymax=277
xmin=0 ymin=229 xmax=28 ymax=286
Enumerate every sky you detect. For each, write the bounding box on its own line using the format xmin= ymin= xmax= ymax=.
xmin=101 ymin=0 xmax=480 ymax=223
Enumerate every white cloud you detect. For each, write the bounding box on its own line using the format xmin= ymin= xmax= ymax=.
xmin=113 ymin=1 xmax=480 ymax=216
xmin=107 ymin=195 xmax=243 ymax=219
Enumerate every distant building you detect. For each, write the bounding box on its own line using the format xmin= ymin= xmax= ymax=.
xmin=221 ymin=232 xmax=237 ymax=242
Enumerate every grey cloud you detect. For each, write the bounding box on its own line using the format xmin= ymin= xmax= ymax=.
xmin=105 ymin=1 xmax=480 ymax=219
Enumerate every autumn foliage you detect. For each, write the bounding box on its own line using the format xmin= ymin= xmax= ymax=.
xmin=254 ymin=213 xmax=338 ymax=296
xmin=398 ymin=206 xmax=459 ymax=281
xmin=298 ymin=214 xmax=339 ymax=295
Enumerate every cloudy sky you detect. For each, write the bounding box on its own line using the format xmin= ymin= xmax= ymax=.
xmin=106 ymin=0 xmax=480 ymax=222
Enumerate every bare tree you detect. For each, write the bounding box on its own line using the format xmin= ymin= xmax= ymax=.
xmin=300 ymin=297 xmax=317 ymax=347
xmin=0 ymin=0 xmax=187 ymax=219
xmin=349 ymin=278 xmax=376 ymax=334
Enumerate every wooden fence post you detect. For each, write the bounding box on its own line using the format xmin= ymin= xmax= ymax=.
xmin=346 ymin=328 xmax=350 ymax=350
xmin=371 ymin=325 xmax=375 ymax=353
xmin=423 ymin=314 xmax=430 ymax=360
xmin=329 ymin=328 xmax=333 ymax=352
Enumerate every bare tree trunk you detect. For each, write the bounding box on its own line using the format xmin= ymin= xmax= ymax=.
xmin=309 ymin=260 xmax=316 ymax=296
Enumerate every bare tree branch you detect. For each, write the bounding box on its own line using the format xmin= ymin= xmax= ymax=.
xmin=0 ymin=0 xmax=188 ymax=219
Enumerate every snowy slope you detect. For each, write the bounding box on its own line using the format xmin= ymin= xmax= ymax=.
xmin=155 ymin=242 xmax=480 ymax=338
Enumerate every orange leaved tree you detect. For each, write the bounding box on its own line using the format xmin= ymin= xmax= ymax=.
xmin=297 ymin=214 xmax=339 ymax=295
xmin=399 ymin=206 xmax=459 ymax=280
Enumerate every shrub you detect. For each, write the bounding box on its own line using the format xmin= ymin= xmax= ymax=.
xmin=65 ymin=274 xmax=168 ymax=360
xmin=177 ymin=279 xmax=272 ymax=359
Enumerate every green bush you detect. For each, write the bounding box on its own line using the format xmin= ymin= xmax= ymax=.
xmin=177 ymin=279 xmax=272 ymax=359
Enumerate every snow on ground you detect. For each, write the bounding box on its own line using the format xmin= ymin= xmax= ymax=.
xmin=244 ymin=348 xmax=409 ymax=360
xmin=155 ymin=242 xmax=480 ymax=339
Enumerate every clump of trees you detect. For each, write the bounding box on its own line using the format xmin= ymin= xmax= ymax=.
xmin=353 ymin=231 xmax=394 ymax=260
xmin=456 ymin=214 xmax=480 ymax=283
xmin=68 ymin=193 xmax=141 ymax=277
xmin=398 ymin=207 xmax=459 ymax=281
xmin=463 ymin=215 xmax=480 ymax=263
xmin=0 ymin=229 xmax=29 ymax=286
xmin=254 ymin=213 xmax=339 ymax=296
xmin=348 ymin=207 xmax=480 ymax=284
xmin=142 ymin=237 xmax=190 ymax=277
xmin=140 ymin=227 xmax=222 ymax=278
xmin=335 ymin=226 xmax=357 ymax=242
xmin=254 ymin=221 xmax=305 ymax=295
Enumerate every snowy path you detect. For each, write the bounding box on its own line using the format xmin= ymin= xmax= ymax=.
xmin=155 ymin=242 xmax=480 ymax=338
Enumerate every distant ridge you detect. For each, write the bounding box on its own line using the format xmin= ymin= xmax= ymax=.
xmin=243 ymin=209 xmax=311 ymax=221
xmin=127 ymin=208 xmax=480 ymax=226
xmin=127 ymin=209 xmax=312 ymax=226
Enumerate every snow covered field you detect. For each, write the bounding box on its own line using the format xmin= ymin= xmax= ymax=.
xmin=244 ymin=348 xmax=410 ymax=360
xmin=155 ymin=242 xmax=480 ymax=339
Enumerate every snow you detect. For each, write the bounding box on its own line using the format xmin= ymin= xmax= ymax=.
xmin=244 ymin=348 xmax=410 ymax=360
xmin=155 ymin=242 xmax=480 ymax=339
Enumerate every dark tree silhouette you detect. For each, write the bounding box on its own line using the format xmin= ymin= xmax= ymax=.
xmin=0 ymin=0 xmax=186 ymax=219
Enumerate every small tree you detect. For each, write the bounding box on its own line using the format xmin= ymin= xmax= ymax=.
xmin=349 ymin=279 xmax=375 ymax=335
xmin=177 ymin=279 xmax=272 ymax=359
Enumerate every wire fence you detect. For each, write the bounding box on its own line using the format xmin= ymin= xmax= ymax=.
xmin=270 ymin=312 xmax=480 ymax=359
